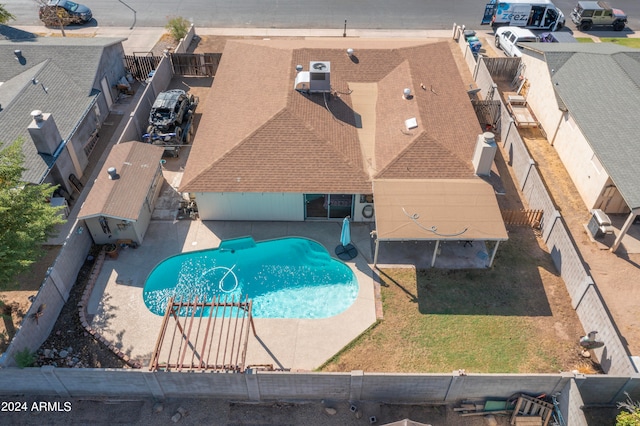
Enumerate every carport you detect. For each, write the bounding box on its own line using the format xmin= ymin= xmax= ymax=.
xmin=371 ymin=179 xmax=508 ymax=268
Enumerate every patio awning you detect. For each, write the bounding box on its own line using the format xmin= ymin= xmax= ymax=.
xmin=373 ymin=179 xmax=508 ymax=242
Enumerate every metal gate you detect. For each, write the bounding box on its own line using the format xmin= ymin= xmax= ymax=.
xmin=123 ymin=54 xmax=163 ymax=81
xmin=170 ymin=53 xmax=221 ymax=76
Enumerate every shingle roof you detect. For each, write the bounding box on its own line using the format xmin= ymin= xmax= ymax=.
xmin=0 ymin=37 xmax=124 ymax=183
xmin=180 ymin=39 xmax=483 ymax=193
xmin=78 ymin=142 xmax=165 ymax=221
xmin=527 ymin=43 xmax=640 ymax=209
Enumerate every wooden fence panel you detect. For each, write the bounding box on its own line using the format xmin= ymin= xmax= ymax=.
xmin=482 ymin=57 xmax=522 ymax=80
xmin=502 ymin=209 xmax=543 ymax=227
xmin=472 ymin=100 xmax=501 ymax=130
xmin=170 ymin=53 xmax=221 ymax=76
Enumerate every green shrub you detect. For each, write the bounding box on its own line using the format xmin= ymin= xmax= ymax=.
xmin=617 ymin=393 xmax=640 ymax=426
xmin=14 ymin=348 xmax=36 ymax=368
xmin=165 ymin=16 xmax=190 ymax=42
xmin=617 ymin=411 xmax=640 ymax=426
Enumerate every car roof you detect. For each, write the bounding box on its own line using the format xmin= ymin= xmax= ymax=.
xmin=497 ymin=26 xmax=538 ymax=38
xmin=578 ymin=1 xmax=606 ymax=10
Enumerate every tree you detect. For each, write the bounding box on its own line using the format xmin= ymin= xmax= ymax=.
xmin=0 ymin=140 xmax=65 ymax=290
xmin=0 ymin=3 xmax=16 ymax=24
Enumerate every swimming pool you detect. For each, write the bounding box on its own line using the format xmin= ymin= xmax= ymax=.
xmin=143 ymin=237 xmax=358 ymax=319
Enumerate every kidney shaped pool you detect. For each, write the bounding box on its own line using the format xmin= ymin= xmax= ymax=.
xmin=143 ymin=237 xmax=358 ymax=318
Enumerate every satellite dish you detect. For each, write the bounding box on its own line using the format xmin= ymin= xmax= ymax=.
xmin=313 ymin=63 xmax=327 ymax=70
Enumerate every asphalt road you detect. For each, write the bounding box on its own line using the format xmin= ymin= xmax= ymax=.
xmin=4 ymin=0 xmax=639 ymax=31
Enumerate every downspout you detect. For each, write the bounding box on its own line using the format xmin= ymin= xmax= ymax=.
xmin=550 ymin=108 xmax=567 ymax=147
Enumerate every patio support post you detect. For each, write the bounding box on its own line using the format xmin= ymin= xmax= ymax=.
xmin=488 ymin=240 xmax=500 ymax=268
xmin=431 ymin=240 xmax=440 ymax=268
xmin=610 ymin=211 xmax=638 ymax=253
xmin=373 ymin=236 xmax=380 ymax=267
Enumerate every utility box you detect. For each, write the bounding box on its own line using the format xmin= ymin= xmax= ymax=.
xmin=587 ymin=209 xmax=615 ymax=239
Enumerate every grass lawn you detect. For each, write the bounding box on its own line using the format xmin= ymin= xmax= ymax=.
xmin=575 ymin=37 xmax=640 ymax=49
xmin=599 ymin=38 xmax=640 ymax=48
xmin=320 ymin=228 xmax=596 ymax=374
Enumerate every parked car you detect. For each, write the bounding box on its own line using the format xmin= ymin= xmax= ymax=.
xmin=495 ymin=26 xmax=539 ymax=57
xmin=39 ymin=0 xmax=92 ymax=26
xmin=570 ymin=1 xmax=627 ymax=31
xmin=540 ymin=31 xmax=578 ymax=42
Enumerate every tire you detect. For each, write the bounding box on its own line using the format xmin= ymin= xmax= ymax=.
xmin=555 ymin=22 xmax=563 ymax=31
xmin=174 ymin=127 xmax=182 ymax=143
xmin=495 ymin=36 xmax=501 ymax=49
xmin=580 ymin=21 xmax=592 ymax=31
xmin=613 ymin=21 xmax=625 ymax=31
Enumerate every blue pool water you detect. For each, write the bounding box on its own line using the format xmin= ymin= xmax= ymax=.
xmin=143 ymin=237 xmax=358 ymax=318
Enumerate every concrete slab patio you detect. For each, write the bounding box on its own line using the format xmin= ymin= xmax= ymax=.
xmin=88 ymin=219 xmax=378 ymax=371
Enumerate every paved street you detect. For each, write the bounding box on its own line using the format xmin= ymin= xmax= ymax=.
xmin=3 ymin=0 xmax=640 ymax=30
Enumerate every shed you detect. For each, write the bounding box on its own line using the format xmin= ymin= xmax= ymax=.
xmin=78 ymin=141 xmax=165 ymax=245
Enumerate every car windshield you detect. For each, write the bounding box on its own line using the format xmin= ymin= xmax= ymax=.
xmin=65 ymin=1 xmax=79 ymax=12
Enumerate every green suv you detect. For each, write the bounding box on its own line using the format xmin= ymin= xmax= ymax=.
xmin=570 ymin=1 xmax=627 ymax=31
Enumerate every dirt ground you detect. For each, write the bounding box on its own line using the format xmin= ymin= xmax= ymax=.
xmin=0 ymin=396 xmax=516 ymax=426
xmin=519 ymin=127 xmax=640 ymax=356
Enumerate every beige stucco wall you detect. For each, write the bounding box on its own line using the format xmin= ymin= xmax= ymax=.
xmin=196 ymin=192 xmax=305 ymax=221
xmin=521 ymin=50 xmax=626 ymax=213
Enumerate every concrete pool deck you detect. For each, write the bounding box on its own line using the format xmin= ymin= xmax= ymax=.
xmin=87 ymin=219 xmax=379 ymax=371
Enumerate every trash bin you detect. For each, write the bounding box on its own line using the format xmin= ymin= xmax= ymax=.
xmin=587 ymin=209 xmax=615 ymax=239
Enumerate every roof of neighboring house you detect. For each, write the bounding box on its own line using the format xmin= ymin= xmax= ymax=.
xmin=524 ymin=43 xmax=640 ymax=209
xmin=374 ymin=179 xmax=508 ymax=241
xmin=180 ymin=39 xmax=483 ymax=194
xmin=0 ymin=37 xmax=125 ymax=184
xmin=78 ymin=141 xmax=164 ymax=221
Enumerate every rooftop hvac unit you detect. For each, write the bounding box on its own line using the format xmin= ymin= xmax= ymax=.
xmin=309 ymin=61 xmax=331 ymax=93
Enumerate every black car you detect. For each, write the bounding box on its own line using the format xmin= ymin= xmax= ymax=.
xmin=39 ymin=0 xmax=92 ymax=26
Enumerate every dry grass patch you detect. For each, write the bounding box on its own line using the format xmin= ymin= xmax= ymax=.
xmin=321 ymin=228 xmax=598 ymax=374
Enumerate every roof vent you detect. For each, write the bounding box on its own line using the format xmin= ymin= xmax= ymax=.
xmin=31 ymin=110 xmax=44 ymax=123
xmin=295 ymin=64 xmax=303 ymax=72
xmin=403 ymin=88 xmax=412 ymax=100
xmin=14 ymin=49 xmax=22 ymax=58
xmin=347 ymin=48 xmax=354 ymax=56
xmin=107 ymin=167 xmax=119 ymax=180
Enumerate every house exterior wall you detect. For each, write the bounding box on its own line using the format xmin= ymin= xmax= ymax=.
xmin=353 ymin=196 xmax=375 ymax=223
xmin=521 ymin=51 xmax=625 ymax=213
xmin=134 ymin=166 xmax=165 ymax=244
xmin=552 ymin=115 xmax=610 ymax=210
xmin=93 ymin=43 xmax=127 ymax=114
xmin=196 ymin=193 xmax=304 ymax=221
xmin=196 ymin=192 xmax=375 ymax=222
xmin=521 ymin=51 xmax=561 ymax=137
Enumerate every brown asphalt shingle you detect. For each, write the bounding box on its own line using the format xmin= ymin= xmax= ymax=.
xmin=180 ymin=39 xmax=482 ymax=194
xmin=78 ymin=142 xmax=165 ymax=221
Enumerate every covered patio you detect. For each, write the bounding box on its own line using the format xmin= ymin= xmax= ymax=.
xmin=371 ymin=179 xmax=508 ymax=268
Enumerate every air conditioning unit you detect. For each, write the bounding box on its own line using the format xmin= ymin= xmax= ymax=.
xmin=309 ymin=61 xmax=331 ymax=93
